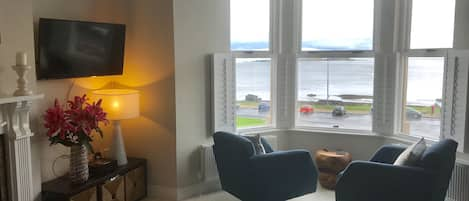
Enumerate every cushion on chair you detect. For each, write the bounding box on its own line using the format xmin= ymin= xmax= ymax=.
xmin=243 ymin=134 xmax=266 ymax=154
xmin=261 ymin=137 xmax=274 ymax=153
xmin=393 ymin=138 xmax=426 ymax=166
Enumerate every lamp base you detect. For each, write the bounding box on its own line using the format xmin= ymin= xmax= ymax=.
xmin=111 ymin=120 xmax=128 ymax=166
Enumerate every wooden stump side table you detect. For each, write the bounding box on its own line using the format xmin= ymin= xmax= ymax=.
xmin=315 ymin=149 xmax=352 ymax=190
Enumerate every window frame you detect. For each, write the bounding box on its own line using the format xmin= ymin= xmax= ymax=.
xmin=293 ymin=0 xmax=377 ymax=132
xmin=232 ymin=53 xmax=278 ymax=132
xmin=230 ymin=0 xmax=279 ymax=132
xmin=394 ymin=0 xmax=455 ymax=140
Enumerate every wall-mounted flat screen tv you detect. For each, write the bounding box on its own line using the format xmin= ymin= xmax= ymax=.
xmin=37 ymin=18 xmax=126 ymax=80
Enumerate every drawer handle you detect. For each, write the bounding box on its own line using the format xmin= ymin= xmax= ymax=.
xmin=110 ymin=175 xmax=120 ymax=182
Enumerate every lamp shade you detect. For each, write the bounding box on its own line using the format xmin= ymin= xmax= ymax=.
xmin=92 ymin=89 xmax=140 ymax=120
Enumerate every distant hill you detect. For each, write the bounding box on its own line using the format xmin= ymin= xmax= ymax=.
xmin=231 ymin=42 xmax=269 ymax=50
xmin=231 ymin=38 xmax=372 ymax=51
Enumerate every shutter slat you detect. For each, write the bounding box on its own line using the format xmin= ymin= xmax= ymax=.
xmin=443 ymin=50 xmax=469 ymax=152
xmin=211 ymin=54 xmax=236 ymax=134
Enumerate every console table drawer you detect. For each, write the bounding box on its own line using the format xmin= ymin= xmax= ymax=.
xmin=70 ymin=187 xmax=97 ymax=201
xmin=125 ymin=166 xmax=145 ymax=201
xmin=101 ymin=176 xmax=125 ymax=201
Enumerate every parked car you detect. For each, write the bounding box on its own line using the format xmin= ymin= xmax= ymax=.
xmin=299 ymin=105 xmax=314 ymax=114
xmin=258 ymin=102 xmax=270 ymax=113
xmin=406 ymin=107 xmax=422 ymax=120
xmin=332 ymin=106 xmax=346 ymax=116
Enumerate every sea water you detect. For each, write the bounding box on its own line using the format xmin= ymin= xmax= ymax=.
xmin=236 ymin=58 xmax=444 ymax=106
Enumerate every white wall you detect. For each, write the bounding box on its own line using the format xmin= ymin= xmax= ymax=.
xmin=173 ymin=0 xmax=229 ymax=199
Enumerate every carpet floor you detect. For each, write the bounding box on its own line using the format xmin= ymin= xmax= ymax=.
xmin=145 ymin=185 xmax=335 ymax=201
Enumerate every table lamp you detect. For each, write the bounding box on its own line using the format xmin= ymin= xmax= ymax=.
xmin=92 ymin=89 xmax=140 ymax=165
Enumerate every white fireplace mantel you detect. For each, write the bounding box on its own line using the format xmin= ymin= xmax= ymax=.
xmin=0 ymin=94 xmax=43 ymax=201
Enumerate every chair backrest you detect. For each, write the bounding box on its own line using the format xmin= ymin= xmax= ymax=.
xmin=212 ymin=132 xmax=275 ymax=198
xmin=212 ymin=132 xmax=255 ymax=197
xmin=418 ymin=139 xmax=458 ymax=201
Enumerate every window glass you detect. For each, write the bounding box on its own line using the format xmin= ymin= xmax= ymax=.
xmin=410 ymin=0 xmax=455 ymax=49
xmin=302 ymin=0 xmax=374 ymax=51
xmin=236 ymin=58 xmax=272 ymax=128
xmin=297 ymin=58 xmax=374 ymax=130
xmin=231 ymin=0 xmax=270 ymax=51
xmin=402 ymin=57 xmax=444 ymax=139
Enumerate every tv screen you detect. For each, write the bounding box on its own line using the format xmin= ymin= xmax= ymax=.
xmin=37 ymin=18 xmax=126 ymax=80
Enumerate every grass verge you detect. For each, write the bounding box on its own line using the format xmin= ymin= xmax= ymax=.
xmin=237 ymin=117 xmax=266 ymax=128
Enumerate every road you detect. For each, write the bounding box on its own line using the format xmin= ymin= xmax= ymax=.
xmin=237 ymin=108 xmax=440 ymax=139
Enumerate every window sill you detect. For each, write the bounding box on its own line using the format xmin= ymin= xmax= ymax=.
xmin=385 ymin=133 xmax=439 ymax=146
xmin=290 ymin=127 xmax=381 ymax=138
xmin=237 ymin=126 xmax=283 ymax=135
xmin=237 ymin=127 xmax=442 ymax=145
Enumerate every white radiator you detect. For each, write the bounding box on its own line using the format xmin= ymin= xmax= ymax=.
xmin=200 ymin=144 xmax=219 ymax=182
xmin=200 ymin=135 xmax=278 ymax=182
xmin=446 ymin=162 xmax=469 ymax=201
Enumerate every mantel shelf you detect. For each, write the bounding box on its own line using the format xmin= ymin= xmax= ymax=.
xmin=0 ymin=94 xmax=44 ymax=105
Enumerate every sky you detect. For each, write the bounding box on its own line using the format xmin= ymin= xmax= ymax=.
xmin=301 ymin=0 xmax=374 ymax=50
xmin=410 ymin=0 xmax=455 ymax=49
xmin=230 ymin=0 xmax=456 ymax=50
xmin=230 ymin=0 xmax=270 ymax=43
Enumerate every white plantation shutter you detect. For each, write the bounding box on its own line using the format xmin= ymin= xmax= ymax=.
xmin=442 ymin=50 xmax=469 ymax=152
xmin=211 ymin=53 xmax=236 ymax=134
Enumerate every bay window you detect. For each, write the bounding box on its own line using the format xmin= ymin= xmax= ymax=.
xmin=213 ymin=0 xmax=465 ymax=140
xmin=296 ymin=0 xmax=375 ymax=131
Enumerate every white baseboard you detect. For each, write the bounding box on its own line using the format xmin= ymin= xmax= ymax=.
xmin=177 ymin=178 xmax=222 ymax=200
xmin=149 ymin=185 xmax=178 ymax=201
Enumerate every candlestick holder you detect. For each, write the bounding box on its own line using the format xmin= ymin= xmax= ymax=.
xmin=11 ymin=64 xmax=33 ymax=96
xmin=12 ymin=52 xmax=33 ymax=96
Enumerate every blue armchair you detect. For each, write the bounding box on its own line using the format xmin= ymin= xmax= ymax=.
xmin=336 ymin=139 xmax=458 ymax=201
xmin=213 ymin=132 xmax=317 ymax=201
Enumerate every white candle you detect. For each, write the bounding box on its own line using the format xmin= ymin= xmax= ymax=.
xmin=16 ymin=52 xmax=27 ymax=66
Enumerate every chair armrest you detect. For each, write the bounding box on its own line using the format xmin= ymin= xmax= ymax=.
xmin=249 ymin=150 xmax=317 ymax=200
xmin=336 ymin=161 xmax=433 ymax=201
xmin=370 ymin=144 xmax=406 ymax=164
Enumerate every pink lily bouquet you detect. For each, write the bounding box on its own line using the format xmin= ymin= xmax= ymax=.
xmin=44 ymin=95 xmax=108 ymax=152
